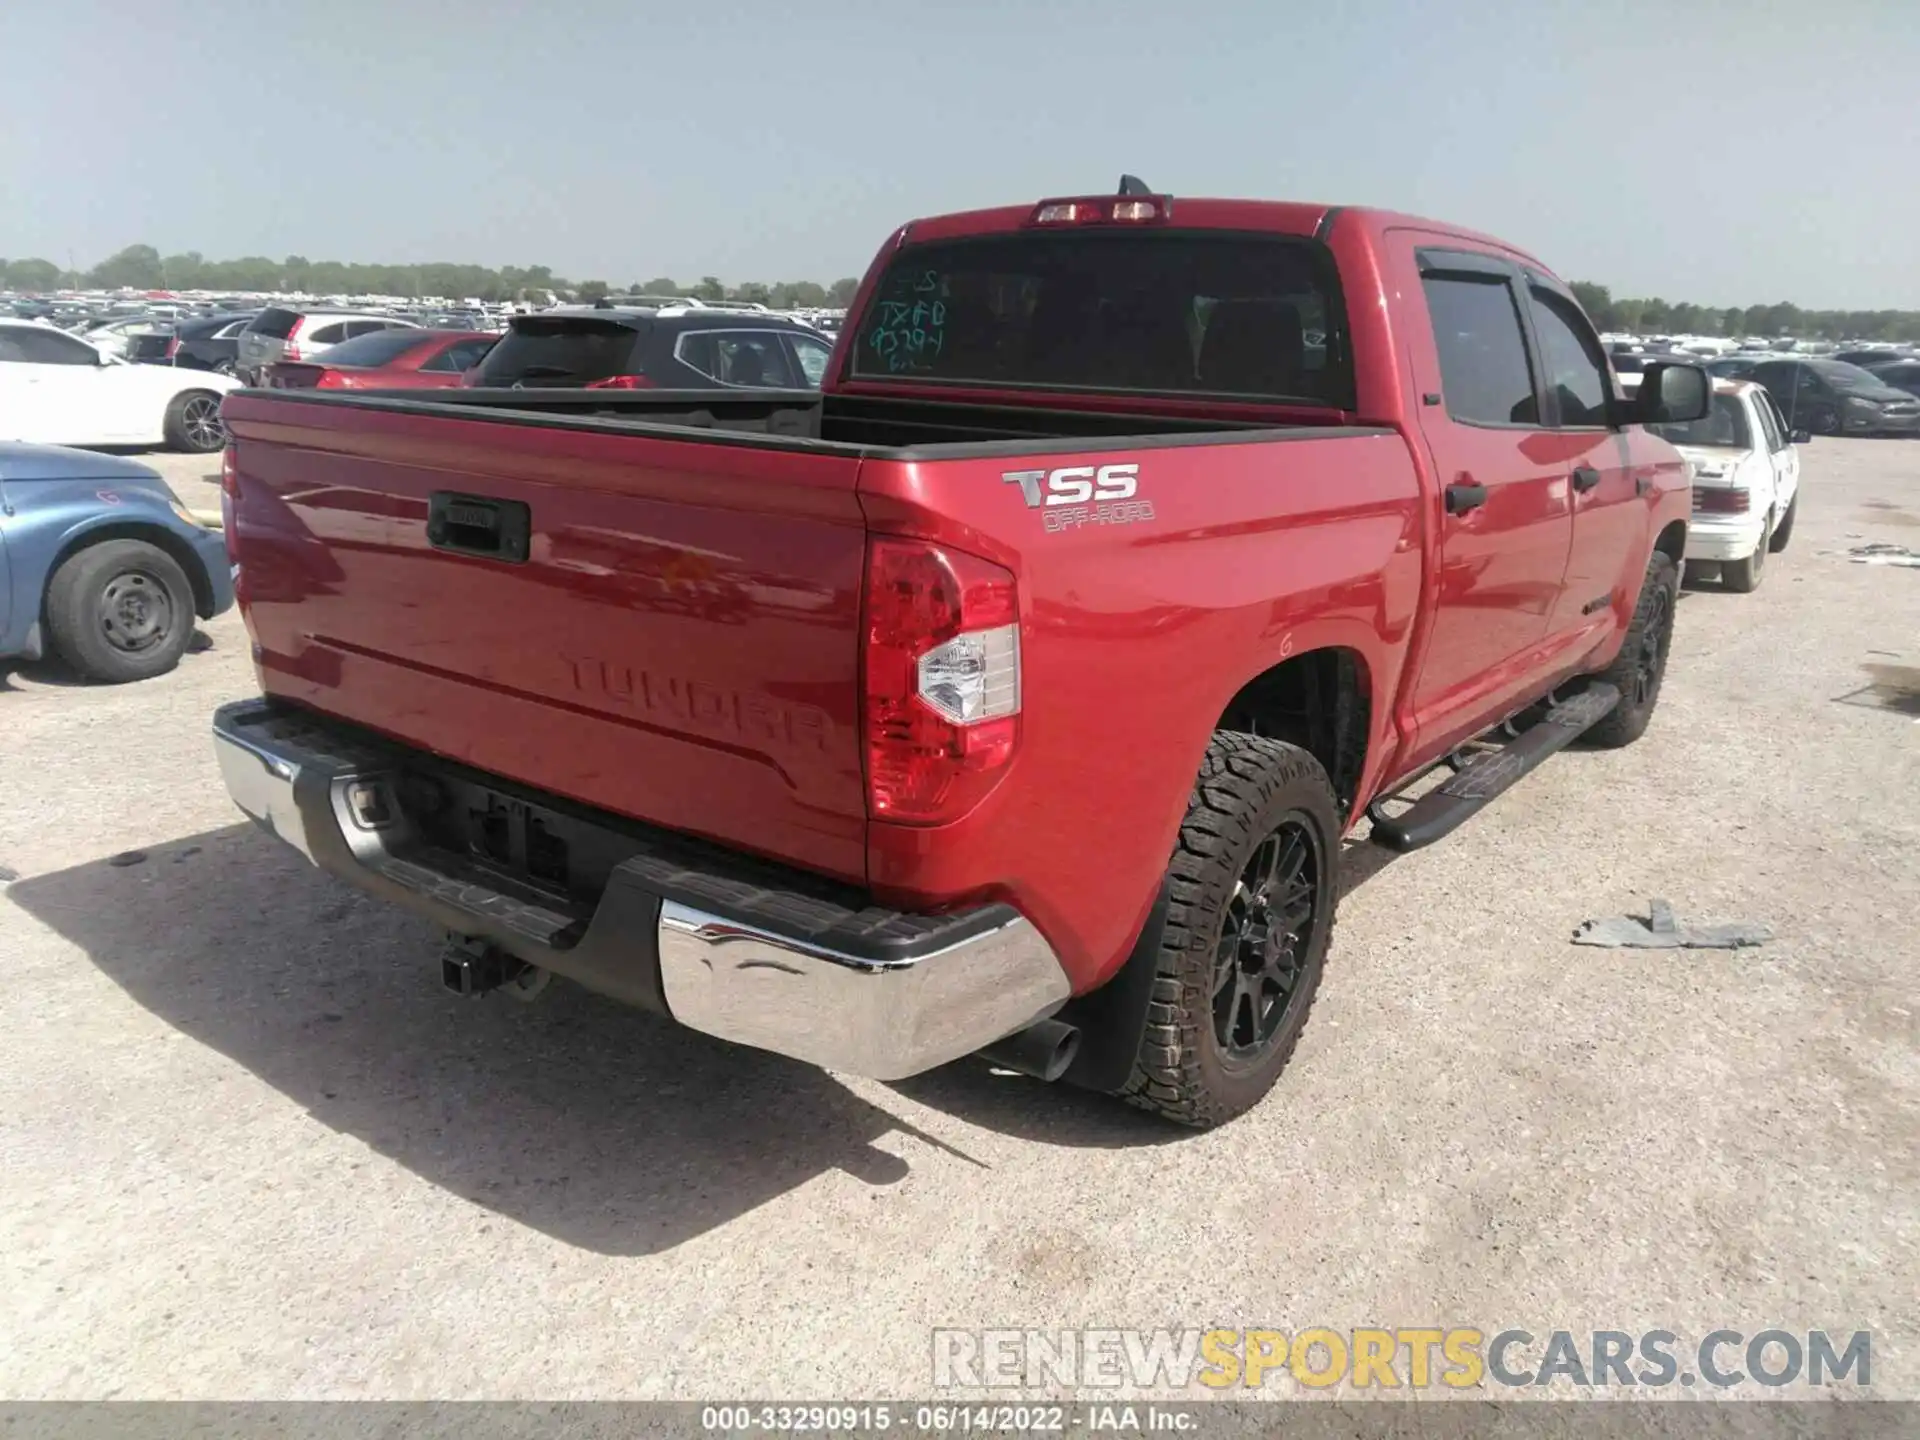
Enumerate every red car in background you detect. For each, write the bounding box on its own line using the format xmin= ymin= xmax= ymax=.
xmin=264 ymin=328 xmax=499 ymax=390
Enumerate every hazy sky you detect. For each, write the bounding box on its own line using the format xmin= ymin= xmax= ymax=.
xmin=5 ymin=0 xmax=1915 ymax=306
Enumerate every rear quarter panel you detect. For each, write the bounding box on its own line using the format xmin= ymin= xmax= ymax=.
xmin=859 ymin=430 xmax=1423 ymax=991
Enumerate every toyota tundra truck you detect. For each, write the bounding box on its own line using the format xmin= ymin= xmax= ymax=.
xmin=211 ymin=183 xmax=1709 ymax=1127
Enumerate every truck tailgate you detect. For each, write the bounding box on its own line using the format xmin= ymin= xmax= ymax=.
xmin=222 ymin=394 xmax=870 ymax=882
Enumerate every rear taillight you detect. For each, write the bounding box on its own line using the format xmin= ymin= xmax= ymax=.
xmin=1693 ymin=488 xmax=1750 ymax=514
xmin=284 ymin=317 xmax=305 ymax=362
xmin=863 ymin=538 xmax=1020 ymax=824
xmin=584 ymin=373 xmax=655 ymax=389
xmin=164 ymin=337 xmax=180 ymax=359
xmin=221 ymin=445 xmax=241 ymax=570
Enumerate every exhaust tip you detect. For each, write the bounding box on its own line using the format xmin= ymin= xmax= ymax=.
xmin=977 ymin=1016 xmax=1080 ymax=1084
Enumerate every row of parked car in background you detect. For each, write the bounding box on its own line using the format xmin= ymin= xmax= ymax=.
xmin=0 ymin=269 xmax=1900 ymax=692
xmin=0 ymin=291 xmax=854 ymax=436
xmin=1608 ymin=335 xmax=1920 ymax=437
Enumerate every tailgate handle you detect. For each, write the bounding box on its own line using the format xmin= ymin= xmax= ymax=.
xmin=427 ymin=492 xmax=531 ymax=563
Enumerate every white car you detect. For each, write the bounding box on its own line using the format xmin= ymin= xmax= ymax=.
xmin=0 ymin=320 xmax=240 ymax=453
xmin=1651 ymin=378 xmax=1803 ymax=592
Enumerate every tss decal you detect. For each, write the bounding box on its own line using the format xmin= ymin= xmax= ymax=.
xmin=1002 ymin=463 xmax=1156 ymax=533
xmin=1002 ymin=464 xmax=1139 ymax=507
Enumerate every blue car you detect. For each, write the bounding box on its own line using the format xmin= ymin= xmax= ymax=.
xmin=0 ymin=443 xmax=234 ymax=683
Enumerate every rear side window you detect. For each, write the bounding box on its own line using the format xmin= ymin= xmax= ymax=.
xmin=473 ymin=317 xmax=645 ymax=386
xmin=1422 ymin=275 xmax=1537 ymax=426
xmin=250 ymin=307 xmax=300 ymax=339
xmin=674 ymin=329 xmax=798 ymax=387
xmin=315 ymin=329 xmax=431 ymax=368
xmin=849 ymin=231 xmax=1352 ymax=405
xmin=1650 ymin=392 xmax=1751 ymax=449
xmin=792 ymin=333 xmax=833 ymax=385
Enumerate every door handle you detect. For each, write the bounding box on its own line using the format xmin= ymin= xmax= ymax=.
xmin=1571 ymin=465 xmax=1603 ymax=493
xmin=1444 ymin=482 xmax=1488 ymax=515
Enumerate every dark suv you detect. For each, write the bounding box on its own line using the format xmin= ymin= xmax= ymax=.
xmin=1747 ymin=358 xmax=1920 ymax=437
xmin=465 ymin=307 xmax=836 ymax=390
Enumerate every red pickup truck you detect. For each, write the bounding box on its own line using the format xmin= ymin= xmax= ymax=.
xmin=213 ymin=185 xmax=1708 ymax=1127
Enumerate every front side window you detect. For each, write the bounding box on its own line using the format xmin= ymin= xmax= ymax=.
xmin=1526 ymin=288 xmax=1612 ymax=427
xmin=0 ymin=327 xmax=99 ymax=364
xmin=791 ymin=334 xmax=833 ymax=385
xmin=1421 ymin=274 xmax=1538 ymax=426
xmin=1750 ymin=391 xmax=1784 ymax=451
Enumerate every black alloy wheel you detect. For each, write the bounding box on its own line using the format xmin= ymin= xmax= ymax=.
xmin=1212 ymin=815 xmax=1323 ymax=1064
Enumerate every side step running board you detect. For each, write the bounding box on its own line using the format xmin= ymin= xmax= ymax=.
xmin=1367 ymin=683 xmax=1620 ymax=853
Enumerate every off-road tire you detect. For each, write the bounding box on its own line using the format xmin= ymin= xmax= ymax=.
xmin=44 ymin=539 xmax=196 ymax=684
xmin=1722 ymin=513 xmax=1771 ymax=593
xmin=1117 ymin=733 xmax=1340 ymax=1129
xmin=1768 ymin=493 xmax=1797 ymax=553
xmin=1582 ymin=550 xmax=1678 ymax=748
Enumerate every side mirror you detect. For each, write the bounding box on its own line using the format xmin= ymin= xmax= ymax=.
xmin=1630 ymin=362 xmax=1711 ymax=424
xmin=1791 ymin=428 xmax=1812 ymax=444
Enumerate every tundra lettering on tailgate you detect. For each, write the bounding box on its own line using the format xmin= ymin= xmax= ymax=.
xmin=563 ymin=657 xmax=831 ymax=752
xmin=1003 ymin=463 xmax=1157 ymax=533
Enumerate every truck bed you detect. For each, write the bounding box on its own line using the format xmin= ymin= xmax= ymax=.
xmin=222 ymin=385 xmax=1408 ymax=973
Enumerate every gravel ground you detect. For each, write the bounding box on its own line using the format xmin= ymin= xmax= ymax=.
xmin=2 ymin=441 xmax=1916 ymax=1401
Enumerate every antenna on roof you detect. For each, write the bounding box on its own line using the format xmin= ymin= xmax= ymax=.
xmin=1117 ymin=174 xmax=1153 ymax=196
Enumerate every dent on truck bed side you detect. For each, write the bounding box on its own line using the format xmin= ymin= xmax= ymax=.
xmin=857 ymin=428 xmax=1424 ymax=994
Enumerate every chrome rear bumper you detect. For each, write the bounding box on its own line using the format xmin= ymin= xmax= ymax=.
xmin=213 ymin=699 xmax=1069 ymax=1079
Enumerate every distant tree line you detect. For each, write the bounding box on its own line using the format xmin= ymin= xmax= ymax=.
xmin=1567 ymin=281 xmax=1920 ymax=343
xmin=7 ymin=247 xmax=1915 ymax=338
xmin=0 ymin=245 xmax=862 ymax=309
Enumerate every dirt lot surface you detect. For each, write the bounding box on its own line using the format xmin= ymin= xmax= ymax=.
xmin=3 ymin=441 xmax=1916 ymax=1400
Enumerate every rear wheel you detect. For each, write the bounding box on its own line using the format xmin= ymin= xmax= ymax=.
xmin=1812 ymin=407 xmax=1841 ymax=437
xmin=211 ymin=359 xmax=237 ymax=377
xmin=45 ymin=539 xmax=196 ymax=684
xmin=1722 ymin=513 xmax=1771 ymax=593
xmin=1117 ymin=733 xmax=1340 ymax=1129
xmin=1768 ymin=493 xmax=1798 ymax=552
xmin=1582 ymin=550 xmax=1678 ymax=748
xmin=164 ymin=390 xmax=226 ymax=452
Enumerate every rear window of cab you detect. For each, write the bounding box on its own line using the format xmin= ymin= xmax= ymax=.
xmin=849 ymin=230 xmax=1353 ymax=407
